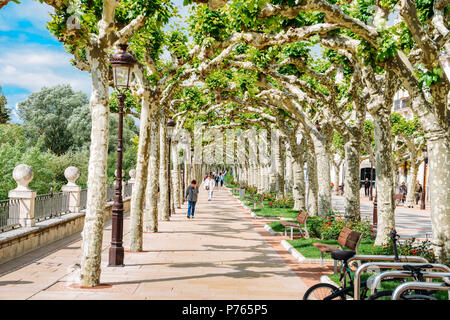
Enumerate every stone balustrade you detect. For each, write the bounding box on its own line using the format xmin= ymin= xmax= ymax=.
xmin=0 ymin=164 xmax=135 ymax=265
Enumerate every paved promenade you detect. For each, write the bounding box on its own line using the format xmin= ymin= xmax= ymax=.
xmin=332 ymin=194 xmax=432 ymax=240
xmin=0 ymin=187 xmax=324 ymax=300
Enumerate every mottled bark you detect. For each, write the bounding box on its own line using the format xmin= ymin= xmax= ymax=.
xmin=171 ymin=141 xmax=181 ymax=209
xmin=311 ymin=131 xmax=332 ymax=216
xmin=373 ymin=111 xmax=396 ymax=245
xmin=428 ymin=137 xmax=450 ymax=262
xmin=343 ymin=136 xmax=362 ymax=221
xmin=404 ymin=159 xmax=420 ymax=208
xmin=305 ymin=141 xmax=318 ymax=216
xmin=143 ymin=110 xmax=160 ymax=232
xmin=159 ymin=113 xmax=170 ymax=221
xmin=79 ymin=47 xmax=110 ymax=287
xmin=276 ymin=140 xmax=286 ymax=198
xmin=129 ymin=97 xmax=151 ymax=252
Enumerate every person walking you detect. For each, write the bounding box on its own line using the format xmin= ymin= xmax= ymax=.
xmin=415 ymin=180 xmax=422 ymax=205
xmin=220 ymin=173 xmax=224 ymax=187
xmin=184 ymin=180 xmax=199 ymax=219
xmin=399 ymin=181 xmax=407 ymax=203
xmin=204 ymin=175 xmax=215 ymax=201
xmin=364 ymin=178 xmax=370 ymax=197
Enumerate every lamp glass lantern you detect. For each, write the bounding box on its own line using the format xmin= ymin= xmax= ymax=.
xmin=167 ymin=118 xmax=176 ymax=137
xmin=423 ymin=146 xmax=428 ymax=161
xmin=111 ymin=44 xmax=136 ymax=89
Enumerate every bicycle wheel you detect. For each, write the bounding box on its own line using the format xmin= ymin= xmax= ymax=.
xmin=403 ymin=294 xmax=438 ymax=300
xmin=303 ymin=283 xmax=345 ymax=300
xmin=367 ymin=290 xmax=394 ymax=300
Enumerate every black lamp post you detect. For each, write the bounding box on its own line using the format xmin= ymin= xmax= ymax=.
xmin=190 ymin=146 xmax=194 ymax=183
xmin=108 ymin=44 xmax=136 ymax=267
xmin=167 ymin=118 xmax=176 ymax=216
xmin=421 ymin=147 xmax=428 ymax=210
xmin=369 ymin=158 xmax=374 ymax=201
xmin=373 ymin=187 xmax=377 ymax=226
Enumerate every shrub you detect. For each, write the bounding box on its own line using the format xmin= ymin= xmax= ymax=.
xmin=268 ymin=197 xmax=294 ymax=208
xmin=306 ymin=216 xmax=323 ymax=238
xmin=319 ymin=213 xmax=374 ymax=241
xmin=368 ymin=236 xmax=439 ymax=264
xmin=245 ymin=186 xmax=257 ymax=196
xmin=263 ymin=192 xmax=276 ymax=202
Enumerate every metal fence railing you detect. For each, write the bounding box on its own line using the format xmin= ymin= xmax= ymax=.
xmin=124 ymin=182 xmax=133 ymax=198
xmin=80 ymin=189 xmax=87 ymax=210
xmin=106 ymin=183 xmax=115 ymax=202
xmin=0 ymin=182 xmax=132 ymax=233
xmin=0 ymin=199 xmax=20 ymax=232
xmin=34 ymin=192 xmax=69 ymax=222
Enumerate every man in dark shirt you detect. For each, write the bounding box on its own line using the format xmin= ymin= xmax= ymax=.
xmin=184 ymin=180 xmax=199 ymax=219
xmin=364 ymin=178 xmax=370 ymax=197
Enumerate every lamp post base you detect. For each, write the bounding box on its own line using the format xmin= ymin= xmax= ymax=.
xmin=108 ymin=246 xmax=124 ymax=267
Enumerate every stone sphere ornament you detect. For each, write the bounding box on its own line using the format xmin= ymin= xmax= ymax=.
xmin=114 ymin=169 xmax=125 ymax=178
xmin=129 ymin=169 xmax=136 ymax=180
xmin=13 ymin=164 xmax=34 ymax=190
xmin=64 ymin=166 xmax=80 ymax=185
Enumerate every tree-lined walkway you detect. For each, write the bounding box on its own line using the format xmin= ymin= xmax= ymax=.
xmin=0 ymin=187 xmax=310 ymax=299
xmin=332 ymin=196 xmax=433 ymax=240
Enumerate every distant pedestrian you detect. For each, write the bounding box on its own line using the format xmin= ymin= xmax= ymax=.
xmin=185 ymin=180 xmax=199 ymax=219
xmin=364 ymin=178 xmax=370 ymax=197
xmin=204 ymin=175 xmax=215 ymax=201
xmin=415 ymin=180 xmax=422 ymax=205
xmin=399 ymin=181 xmax=407 ymax=203
xmin=220 ymin=173 xmax=224 ymax=187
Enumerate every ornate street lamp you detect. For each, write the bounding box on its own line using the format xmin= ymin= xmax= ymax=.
xmin=167 ymin=118 xmax=176 ymax=216
xmin=369 ymin=158 xmax=374 ymax=201
xmin=108 ymin=44 xmax=136 ymax=267
xmin=421 ymin=146 xmax=428 ymax=210
xmin=372 ymin=187 xmax=377 ymax=226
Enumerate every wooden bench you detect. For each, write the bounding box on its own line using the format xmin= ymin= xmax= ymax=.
xmin=313 ymin=227 xmax=362 ymax=274
xmin=280 ymin=211 xmax=309 ymax=240
xmin=249 ymin=194 xmax=265 ymax=210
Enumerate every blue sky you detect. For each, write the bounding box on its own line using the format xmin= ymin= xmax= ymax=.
xmin=0 ymin=0 xmax=189 ymax=123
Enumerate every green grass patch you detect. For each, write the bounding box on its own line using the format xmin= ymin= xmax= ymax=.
xmin=268 ymin=221 xmax=296 ymax=232
xmin=287 ymin=238 xmax=376 ymax=259
xmin=252 ymin=207 xmax=298 ymax=218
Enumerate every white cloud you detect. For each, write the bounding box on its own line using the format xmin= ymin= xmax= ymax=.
xmin=0 ymin=0 xmax=52 ymax=32
xmin=0 ymin=44 xmax=91 ymax=95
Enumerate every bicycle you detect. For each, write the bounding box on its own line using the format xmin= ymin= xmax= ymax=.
xmin=302 ymin=249 xmax=373 ymax=300
xmin=302 ymin=229 xmax=435 ymax=300
xmin=367 ymin=229 xmax=438 ymax=300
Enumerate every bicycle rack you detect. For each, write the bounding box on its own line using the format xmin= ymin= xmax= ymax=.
xmin=347 ymin=255 xmax=428 ymax=266
xmin=369 ymin=269 xmax=450 ymax=295
xmin=353 ymin=262 xmax=450 ymax=300
xmin=342 ymin=255 xmax=427 ymax=289
xmin=392 ymin=280 xmax=450 ymax=300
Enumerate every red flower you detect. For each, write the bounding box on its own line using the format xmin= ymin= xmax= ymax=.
xmin=321 ymin=227 xmax=324 ymax=229
xmin=371 ymin=230 xmax=374 ymax=232
xmin=328 ymin=222 xmax=332 ymax=225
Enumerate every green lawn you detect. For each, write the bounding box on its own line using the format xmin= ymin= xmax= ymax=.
xmin=268 ymin=220 xmax=296 ymax=232
xmin=287 ymin=238 xmax=376 ymax=259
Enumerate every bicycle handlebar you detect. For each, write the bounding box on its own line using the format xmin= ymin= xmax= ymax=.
xmin=389 ymin=229 xmax=400 ymax=262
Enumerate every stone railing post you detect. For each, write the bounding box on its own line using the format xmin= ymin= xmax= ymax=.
xmin=128 ymin=169 xmax=136 ymax=187
xmin=128 ymin=169 xmax=136 ymax=196
xmin=62 ymin=166 xmax=81 ymax=213
xmin=8 ymin=164 xmax=36 ymax=227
